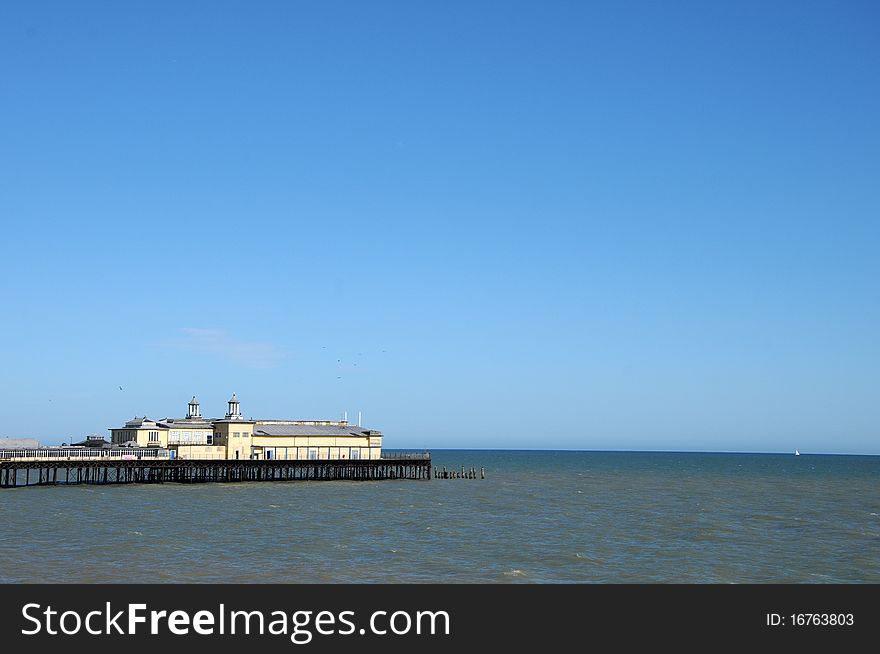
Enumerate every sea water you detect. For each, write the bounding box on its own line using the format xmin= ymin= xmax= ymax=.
xmin=1 ymin=451 xmax=877 ymax=583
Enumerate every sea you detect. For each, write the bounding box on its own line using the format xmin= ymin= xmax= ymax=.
xmin=1 ymin=450 xmax=878 ymax=583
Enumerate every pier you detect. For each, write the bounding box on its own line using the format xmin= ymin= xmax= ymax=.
xmin=0 ymin=454 xmax=432 ymax=489
xmin=434 ymin=466 xmax=485 ymax=479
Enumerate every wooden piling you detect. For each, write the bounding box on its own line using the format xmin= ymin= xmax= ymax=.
xmin=0 ymin=455 xmax=433 ymax=489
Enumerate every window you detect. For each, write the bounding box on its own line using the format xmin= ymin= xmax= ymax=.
xmin=350 ymin=448 xmax=360 ymax=460
xmin=148 ymin=431 xmax=159 ymax=442
xmin=233 ymin=432 xmax=240 ymax=439
xmin=308 ymin=448 xmax=318 ymax=460
xmin=207 ymin=433 xmax=213 ymax=445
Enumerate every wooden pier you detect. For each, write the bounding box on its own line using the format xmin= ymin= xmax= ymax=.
xmin=0 ymin=455 xmax=432 ymax=489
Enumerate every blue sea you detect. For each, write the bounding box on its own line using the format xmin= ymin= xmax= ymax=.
xmin=1 ymin=451 xmax=878 ymax=583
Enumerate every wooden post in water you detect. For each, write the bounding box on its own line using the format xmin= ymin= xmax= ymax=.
xmin=1 ymin=454 xmax=437 ymax=489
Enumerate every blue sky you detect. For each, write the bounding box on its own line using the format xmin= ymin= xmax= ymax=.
xmin=0 ymin=1 xmax=877 ymax=453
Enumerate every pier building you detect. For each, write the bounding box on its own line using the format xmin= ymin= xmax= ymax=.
xmin=109 ymin=395 xmax=383 ymax=461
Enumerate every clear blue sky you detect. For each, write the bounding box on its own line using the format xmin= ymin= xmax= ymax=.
xmin=1 ymin=1 xmax=877 ymax=453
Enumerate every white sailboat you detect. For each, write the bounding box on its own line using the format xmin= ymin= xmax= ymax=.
xmin=795 ymin=450 xmax=800 ymax=456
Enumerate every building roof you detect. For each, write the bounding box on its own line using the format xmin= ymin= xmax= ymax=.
xmin=72 ymin=437 xmax=112 ymax=447
xmin=109 ymin=416 xmax=377 ymax=434
xmin=117 ymin=417 xmax=166 ymax=429
xmin=252 ymin=423 xmax=380 ymax=437
xmin=159 ymin=418 xmax=214 ymax=429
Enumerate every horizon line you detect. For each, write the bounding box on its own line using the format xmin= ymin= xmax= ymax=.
xmin=383 ymin=447 xmax=880 ymax=457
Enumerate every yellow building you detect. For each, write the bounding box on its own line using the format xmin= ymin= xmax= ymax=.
xmin=109 ymin=395 xmax=382 ymax=461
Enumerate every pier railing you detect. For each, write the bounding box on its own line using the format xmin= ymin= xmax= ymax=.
xmin=381 ymin=451 xmax=431 ymax=461
xmin=0 ymin=448 xmax=171 ymax=462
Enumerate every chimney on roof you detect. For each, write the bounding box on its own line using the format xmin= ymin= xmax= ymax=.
xmin=187 ymin=396 xmax=201 ymax=419
xmin=226 ymin=393 xmax=242 ymax=419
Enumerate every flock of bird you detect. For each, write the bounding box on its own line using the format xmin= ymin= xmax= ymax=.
xmin=331 ymin=347 xmax=387 ymax=380
xmin=113 ymin=346 xmax=390 ymax=390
